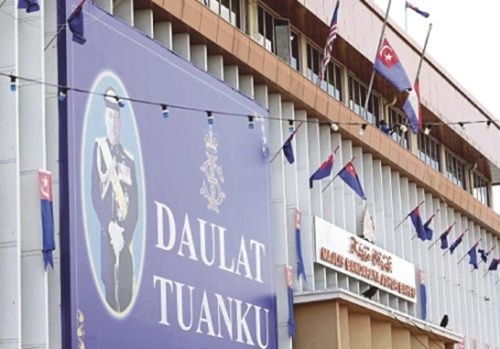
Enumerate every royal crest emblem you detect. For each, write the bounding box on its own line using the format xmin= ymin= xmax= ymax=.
xmin=200 ymin=128 xmax=226 ymax=213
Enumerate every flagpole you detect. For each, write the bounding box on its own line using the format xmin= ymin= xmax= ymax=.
xmin=321 ymin=151 xmax=350 ymax=193
xmin=413 ymin=23 xmax=433 ymax=84
xmin=269 ymin=121 xmax=305 ymax=164
xmin=393 ymin=200 xmax=425 ymax=232
xmin=404 ymin=5 xmax=408 ymax=32
xmin=362 ymin=0 xmax=393 ymax=120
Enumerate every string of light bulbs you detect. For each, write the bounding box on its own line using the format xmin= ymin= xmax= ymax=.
xmin=1 ymin=72 xmax=498 ymax=134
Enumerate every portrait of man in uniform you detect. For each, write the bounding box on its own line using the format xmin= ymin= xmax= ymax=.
xmin=91 ymin=88 xmax=138 ymax=312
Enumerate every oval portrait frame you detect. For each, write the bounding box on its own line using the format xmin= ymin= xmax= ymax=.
xmin=80 ymin=70 xmax=146 ymax=318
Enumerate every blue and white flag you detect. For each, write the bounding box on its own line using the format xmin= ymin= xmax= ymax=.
xmin=39 ymin=170 xmax=55 ymax=270
xmin=374 ymin=38 xmax=412 ymax=92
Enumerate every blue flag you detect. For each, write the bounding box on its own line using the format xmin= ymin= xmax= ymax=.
xmin=449 ymin=229 xmax=467 ymax=254
xmin=468 ymin=243 xmax=479 ymax=269
xmin=478 ymin=246 xmax=495 ymax=263
xmin=283 ymin=132 xmax=295 ymax=164
xmin=419 ymin=270 xmax=427 ymax=320
xmin=403 ymin=80 xmax=421 ymax=133
xmin=295 ymin=209 xmax=306 ymax=281
xmin=18 ymin=0 xmax=40 ymax=13
xmin=285 ymin=266 xmax=295 ymax=338
xmin=337 ymin=161 xmax=366 ymax=200
xmin=374 ymin=38 xmax=412 ymax=92
xmin=423 ymin=216 xmax=434 ymax=240
xmin=409 ymin=207 xmax=426 ymax=241
xmin=488 ymin=258 xmax=500 ymax=271
xmin=406 ymin=1 xmax=430 ymax=18
xmin=68 ymin=0 xmax=87 ymax=45
xmin=309 ymin=153 xmax=334 ymax=188
xmin=39 ymin=170 xmax=56 ymax=270
xmin=439 ymin=223 xmax=455 ymax=250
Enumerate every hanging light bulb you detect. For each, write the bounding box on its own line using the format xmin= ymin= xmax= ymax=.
xmin=486 ymin=120 xmax=492 ymax=129
xmin=399 ymin=124 xmax=408 ymax=133
xmin=10 ymin=75 xmax=16 ymax=91
xmin=458 ymin=122 xmax=465 ymax=130
xmin=114 ymin=96 xmax=125 ymax=108
xmin=359 ymin=123 xmax=367 ymax=136
xmin=58 ymin=87 xmax=68 ymax=101
xmin=423 ymin=124 xmax=432 ymax=135
xmin=161 ymin=105 xmax=170 ymax=119
xmin=288 ymin=120 xmax=294 ymax=133
xmin=331 ymin=122 xmax=339 ymax=132
xmin=207 ymin=111 xmax=214 ymax=125
xmin=248 ymin=115 xmax=254 ymax=129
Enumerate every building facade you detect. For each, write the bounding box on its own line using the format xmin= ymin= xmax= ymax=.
xmin=0 ymin=0 xmax=499 ymax=348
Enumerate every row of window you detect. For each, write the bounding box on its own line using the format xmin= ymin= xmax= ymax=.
xmin=204 ymin=1 xmax=491 ymax=207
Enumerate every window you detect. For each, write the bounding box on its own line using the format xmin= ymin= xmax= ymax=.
xmin=306 ymin=43 xmax=343 ymax=100
xmin=387 ymin=107 xmax=410 ymax=150
xmin=418 ymin=133 xmax=440 ymax=171
xmin=445 ymin=150 xmax=466 ymax=189
xmin=206 ymin=0 xmax=242 ymax=28
xmin=257 ymin=6 xmax=293 ymax=65
xmin=472 ymin=171 xmax=490 ymax=206
xmin=290 ymin=32 xmax=300 ymax=71
xmin=348 ymin=76 xmax=380 ymax=125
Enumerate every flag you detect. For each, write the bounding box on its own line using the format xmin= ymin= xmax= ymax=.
xmin=295 ymin=208 xmax=306 ymax=282
xmin=318 ymin=0 xmax=340 ymax=83
xmin=488 ymin=258 xmax=500 ymax=271
xmin=406 ymin=1 xmax=430 ymax=18
xmin=439 ymin=223 xmax=455 ymax=250
xmin=478 ymin=245 xmax=496 ymax=263
xmin=423 ymin=211 xmax=436 ymax=240
xmin=18 ymin=0 xmax=40 ymax=13
xmin=39 ymin=170 xmax=56 ymax=270
xmin=409 ymin=207 xmax=426 ymax=241
xmin=309 ymin=153 xmax=334 ymax=188
xmin=285 ymin=266 xmax=296 ymax=338
xmin=449 ymin=229 xmax=467 ymax=254
xmin=337 ymin=161 xmax=366 ymax=200
xmin=403 ymin=80 xmax=421 ymax=133
xmin=419 ymin=269 xmax=427 ymax=320
xmin=67 ymin=0 xmax=87 ymax=45
xmin=468 ymin=243 xmax=479 ymax=269
xmin=361 ymin=205 xmax=376 ymax=243
xmin=374 ymin=38 xmax=412 ymax=92
xmin=283 ymin=132 xmax=295 ymax=164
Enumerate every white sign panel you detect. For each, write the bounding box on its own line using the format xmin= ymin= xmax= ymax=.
xmin=314 ymin=216 xmax=417 ymax=302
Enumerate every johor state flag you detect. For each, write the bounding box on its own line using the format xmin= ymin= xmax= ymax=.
xmin=337 ymin=161 xmax=366 ymax=200
xmin=406 ymin=1 xmax=430 ymax=18
xmin=39 ymin=170 xmax=55 ymax=270
xmin=439 ymin=223 xmax=455 ymax=250
xmin=309 ymin=153 xmax=334 ymax=189
xmin=67 ymin=0 xmax=87 ymax=45
xmin=283 ymin=132 xmax=295 ymax=164
xmin=403 ymin=80 xmax=421 ymax=133
xmin=479 ymin=246 xmax=495 ymax=263
xmin=295 ymin=208 xmax=306 ymax=281
xmin=419 ymin=269 xmax=427 ymax=320
xmin=18 ymin=0 xmax=40 ymax=13
xmin=449 ymin=229 xmax=468 ymax=254
xmin=285 ymin=266 xmax=296 ymax=338
xmin=409 ymin=207 xmax=426 ymax=241
xmin=488 ymin=258 xmax=500 ymax=271
xmin=423 ymin=211 xmax=436 ymax=240
xmin=468 ymin=242 xmax=480 ymax=269
xmin=374 ymin=38 xmax=412 ymax=92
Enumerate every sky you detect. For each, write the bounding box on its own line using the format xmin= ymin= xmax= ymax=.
xmin=373 ymin=0 xmax=500 ymax=212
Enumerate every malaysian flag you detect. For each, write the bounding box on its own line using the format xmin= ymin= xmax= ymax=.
xmin=318 ymin=0 xmax=340 ymax=84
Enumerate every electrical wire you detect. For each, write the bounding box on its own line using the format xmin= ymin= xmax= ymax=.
xmin=2 ymin=72 xmax=498 ymax=131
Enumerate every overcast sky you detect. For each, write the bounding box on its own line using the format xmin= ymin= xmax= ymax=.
xmin=372 ymin=0 xmax=500 ymax=212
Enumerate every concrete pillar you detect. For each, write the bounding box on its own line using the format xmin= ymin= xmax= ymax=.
xmin=172 ymin=33 xmax=191 ymax=61
xmin=191 ymin=45 xmax=208 ymax=71
xmin=208 ymin=55 xmax=224 ymax=80
xmin=223 ymin=65 xmax=239 ymax=90
xmin=153 ymin=22 xmax=173 ymax=50
xmin=239 ymin=75 xmax=254 ymax=99
xmin=134 ymin=9 xmax=154 ymax=37
xmin=113 ymin=0 xmax=134 ymax=25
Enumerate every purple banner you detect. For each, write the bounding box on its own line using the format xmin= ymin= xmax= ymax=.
xmin=64 ymin=4 xmax=276 ymax=348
